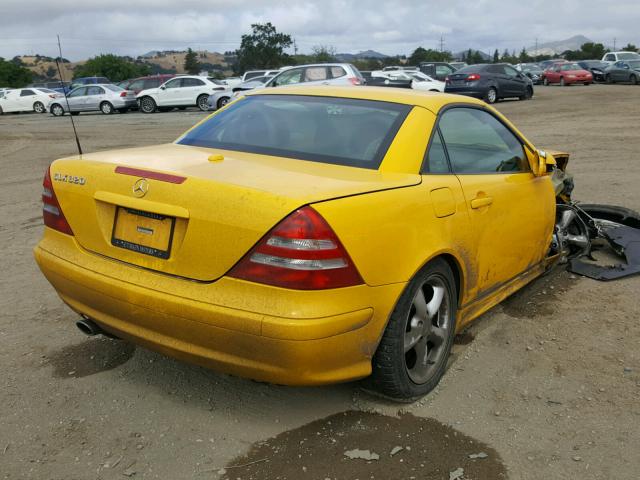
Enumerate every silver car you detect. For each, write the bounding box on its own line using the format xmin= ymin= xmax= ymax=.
xmin=264 ymin=63 xmax=365 ymax=88
xmin=48 ymin=84 xmax=137 ymax=116
xmin=207 ymin=75 xmax=274 ymax=111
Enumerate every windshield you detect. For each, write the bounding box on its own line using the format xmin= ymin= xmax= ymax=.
xmin=177 ymin=95 xmax=411 ymax=169
xmin=559 ymin=63 xmax=582 ymax=71
xmin=522 ymin=65 xmax=542 ymax=73
xmin=618 ymin=52 xmax=640 ymax=60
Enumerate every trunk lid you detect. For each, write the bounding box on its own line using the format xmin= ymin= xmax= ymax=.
xmin=51 ymin=144 xmax=419 ymax=281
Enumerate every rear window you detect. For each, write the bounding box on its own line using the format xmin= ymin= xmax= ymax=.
xmin=104 ymin=84 xmax=124 ymax=92
xmin=177 ymin=95 xmax=410 ymax=169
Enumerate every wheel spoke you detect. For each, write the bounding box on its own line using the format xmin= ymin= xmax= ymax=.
xmin=413 ymin=287 xmax=428 ymax=319
xmin=404 ymin=328 xmax=422 ymax=353
xmin=429 ymin=326 xmax=446 ymax=347
xmin=413 ymin=337 xmax=429 ymax=368
xmin=426 ymin=286 xmax=444 ymax=319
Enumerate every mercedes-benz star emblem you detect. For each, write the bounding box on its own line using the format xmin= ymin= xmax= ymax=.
xmin=132 ymin=178 xmax=149 ymax=198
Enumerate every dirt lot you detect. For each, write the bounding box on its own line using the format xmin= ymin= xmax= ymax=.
xmin=1 ymin=85 xmax=639 ymax=480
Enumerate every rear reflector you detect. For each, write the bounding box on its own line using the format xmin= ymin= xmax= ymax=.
xmin=42 ymin=167 xmax=73 ymax=235
xmin=229 ymin=206 xmax=363 ymax=290
xmin=115 ymin=166 xmax=187 ymax=184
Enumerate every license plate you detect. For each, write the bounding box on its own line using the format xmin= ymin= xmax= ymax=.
xmin=111 ymin=207 xmax=175 ymax=259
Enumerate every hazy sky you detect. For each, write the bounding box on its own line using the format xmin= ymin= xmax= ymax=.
xmin=0 ymin=0 xmax=638 ymax=60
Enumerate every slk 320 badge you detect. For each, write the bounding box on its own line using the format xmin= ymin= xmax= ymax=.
xmin=54 ymin=173 xmax=86 ymax=185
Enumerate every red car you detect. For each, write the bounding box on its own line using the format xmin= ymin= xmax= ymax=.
xmin=117 ymin=74 xmax=176 ymax=95
xmin=542 ymin=63 xmax=593 ymax=86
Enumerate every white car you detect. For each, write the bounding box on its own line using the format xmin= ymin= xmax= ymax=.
xmin=602 ymin=51 xmax=640 ymax=64
xmin=371 ymin=70 xmax=445 ymax=92
xmin=0 ymin=87 xmax=63 ymax=114
xmin=136 ymin=76 xmax=226 ymax=113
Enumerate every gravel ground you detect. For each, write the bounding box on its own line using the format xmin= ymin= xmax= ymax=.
xmin=1 ymin=84 xmax=639 ymax=480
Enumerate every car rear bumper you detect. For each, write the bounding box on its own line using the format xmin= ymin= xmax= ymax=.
xmin=34 ymin=228 xmax=404 ymax=385
xmin=444 ymin=87 xmax=485 ymax=98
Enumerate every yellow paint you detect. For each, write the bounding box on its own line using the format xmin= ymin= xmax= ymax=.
xmin=34 ymin=86 xmax=558 ymax=385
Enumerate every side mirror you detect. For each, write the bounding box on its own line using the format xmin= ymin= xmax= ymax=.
xmin=160 ymin=86 xmax=166 ymax=90
xmin=526 ymin=148 xmax=555 ymax=176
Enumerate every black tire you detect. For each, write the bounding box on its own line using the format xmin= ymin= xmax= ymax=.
xmin=177 ymin=107 xmax=187 ymax=110
xmin=139 ymin=96 xmax=157 ymax=114
xmin=370 ymin=258 xmax=457 ymax=402
xmin=33 ymin=101 xmax=45 ymax=114
xmin=484 ymin=87 xmax=498 ymax=104
xmin=50 ymin=104 xmax=64 ymax=116
xmin=197 ymin=94 xmax=209 ymax=111
xmin=71 ymin=111 xmax=80 ymax=116
xmin=217 ymin=97 xmax=230 ymax=109
xmin=0 ymin=105 xmax=3 ymax=115
xmin=630 ymin=74 xmax=638 ymax=85
xmin=100 ymin=102 xmax=114 ymax=115
xmin=520 ymin=86 xmax=533 ymax=100
xmin=579 ymin=204 xmax=640 ymax=231
xmin=117 ymin=108 xmax=129 ymax=114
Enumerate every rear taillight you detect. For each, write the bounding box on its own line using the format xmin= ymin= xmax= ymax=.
xmin=348 ymin=77 xmax=362 ymax=86
xmin=42 ymin=167 xmax=73 ymax=235
xmin=229 ymin=206 xmax=363 ymax=290
xmin=466 ymin=74 xmax=480 ymax=81
xmin=120 ymin=91 xmax=127 ymax=97
xmin=444 ymin=76 xmax=450 ymax=83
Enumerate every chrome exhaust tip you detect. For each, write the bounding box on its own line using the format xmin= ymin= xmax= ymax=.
xmin=75 ymin=315 xmax=103 ymax=336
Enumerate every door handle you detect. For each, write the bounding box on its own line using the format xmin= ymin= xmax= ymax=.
xmin=470 ymin=196 xmax=493 ymax=209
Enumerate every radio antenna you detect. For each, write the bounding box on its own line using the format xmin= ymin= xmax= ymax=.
xmin=55 ymin=35 xmax=83 ymax=156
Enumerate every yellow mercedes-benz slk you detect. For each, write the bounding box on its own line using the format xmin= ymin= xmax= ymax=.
xmin=34 ymin=86 xmax=558 ymax=400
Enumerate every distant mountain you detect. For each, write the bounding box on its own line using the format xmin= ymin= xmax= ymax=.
xmin=335 ymin=50 xmax=389 ymax=61
xmin=527 ymin=35 xmax=592 ymax=56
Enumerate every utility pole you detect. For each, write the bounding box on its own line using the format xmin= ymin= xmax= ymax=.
xmin=293 ymin=39 xmax=298 ymax=56
xmin=439 ymin=35 xmax=445 ymax=53
xmin=534 ymin=37 xmax=538 ymax=55
xmin=613 ymin=37 xmax=617 ymax=50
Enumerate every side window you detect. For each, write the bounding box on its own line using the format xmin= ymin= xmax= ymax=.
xmin=68 ymin=88 xmax=86 ymax=97
xmin=438 ymin=108 xmax=529 ymax=174
xmin=128 ymin=80 xmax=145 ymax=91
xmin=330 ymin=66 xmax=346 ymax=78
xmin=504 ymin=66 xmax=519 ymax=77
xmin=164 ymin=78 xmax=182 ymax=89
xmin=435 ymin=65 xmax=453 ymax=77
xmin=605 ymin=54 xmax=615 ymax=62
xmin=304 ymin=67 xmax=329 ymax=81
xmin=273 ymin=68 xmax=303 ymax=86
xmin=143 ymin=79 xmax=160 ymax=89
xmin=20 ymin=89 xmax=36 ymax=96
xmin=87 ymin=86 xmax=103 ymax=95
xmin=183 ymin=78 xmax=205 ymax=87
xmin=424 ymin=129 xmax=450 ymax=173
xmin=486 ymin=65 xmax=502 ymax=74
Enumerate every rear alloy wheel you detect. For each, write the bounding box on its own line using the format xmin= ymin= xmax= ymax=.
xmin=370 ymin=258 xmax=457 ymax=401
xmin=217 ymin=97 xmax=230 ymax=109
xmin=630 ymin=74 xmax=638 ymax=85
xmin=100 ymin=102 xmax=114 ymax=114
xmin=484 ymin=87 xmax=497 ymax=104
xmin=520 ymin=86 xmax=533 ymax=100
xmin=197 ymin=94 xmax=209 ymax=111
xmin=139 ymin=96 xmax=157 ymax=114
xmin=50 ymin=104 xmax=64 ymax=116
xmin=33 ymin=101 xmax=45 ymax=114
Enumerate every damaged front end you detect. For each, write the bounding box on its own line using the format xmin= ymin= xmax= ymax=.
xmin=547 ymin=151 xmax=640 ymax=281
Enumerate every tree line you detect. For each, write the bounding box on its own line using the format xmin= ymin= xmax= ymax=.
xmin=3 ymin=22 xmax=639 ymax=88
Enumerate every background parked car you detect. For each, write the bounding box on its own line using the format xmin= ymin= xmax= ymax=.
xmin=0 ymin=87 xmax=63 ymax=114
xmin=360 ymin=71 xmax=413 ymax=89
xmin=29 ymin=81 xmax=71 ymax=95
xmin=577 ymin=60 xmax=610 ymax=82
xmin=207 ymin=75 xmax=274 ymax=110
xmin=372 ymin=70 xmax=445 ymax=91
xmin=220 ymin=77 xmax=242 ymax=88
xmin=444 ymin=63 xmax=533 ymax=103
xmin=264 ymin=63 xmax=365 ymax=87
xmin=241 ymin=70 xmax=281 ymax=82
xmin=137 ymin=75 xmax=226 ymax=113
xmin=542 ymin=62 xmax=593 ymax=86
xmin=449 ymin=62 xmax=468 ymax=70
xmin=538 ymin=59 xmax=566 ymax=70
xmin=70 ymin=76 xmax=111 ymax=90
xmin=117 ymin=74 xmax=176 ymax=95
xmin=515 ymin=63 xmax=544 ymax=84
xmin=48 ymin=84 xmax=136 ymax=116
xmin=602 ymin=51 xmax=640 ymax=63
xmin=418 ymin=62 xmax=457 ymax=81
xmin=604 ymin=60 xmax=640 ymax=84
